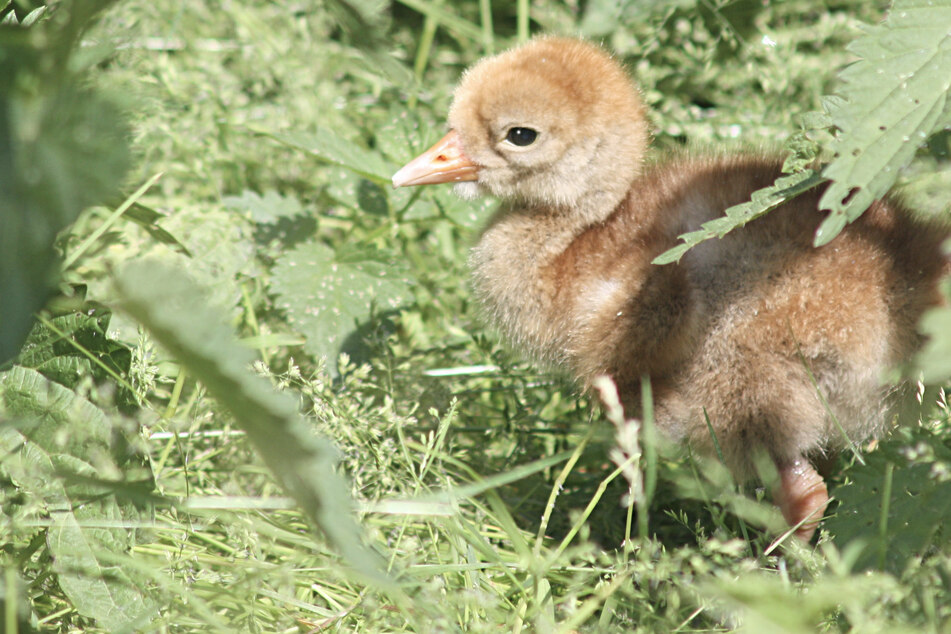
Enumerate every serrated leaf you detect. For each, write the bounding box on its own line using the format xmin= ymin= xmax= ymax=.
xmin=17 ymin=303 xmax=132 ymax=400
xmin=653 ymin=170 xmax=824 ymax=264
xmin=271 ymin=241 xmax=415 ymax=375
xmin=1 ymin=366 xmax=112 ymax=452
xmin=222 ymin=189 xmax=304 ymax=224
xmin=0 ymin=366 xmax=156 ymax=630
xmin=49 ymin=507 xmax=155 ymax=633
xmin=816 ymin=0 xmax=951 ymax=245
xmin=262 ymin=127 xmax=391 ymax=184
xmin=828 ymin=435 xmax=951 ymax=573
xmin=114 ymin=259 xmax=390 ymax=586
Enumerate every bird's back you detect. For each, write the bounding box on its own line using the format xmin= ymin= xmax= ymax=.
xmin=570 ymin=153 xmax=949 ymax=475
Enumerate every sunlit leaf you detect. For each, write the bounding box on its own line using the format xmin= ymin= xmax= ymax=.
xmin=913 ymin=281 xmax=951 ymax=383
xmin=271 ymin=241 xmax=415 ymax=376
xmin=17 ymin=303 xmax=132 ymax=398
xmin=816 ymin=0 xmax=951 ymax=245
xmin=222 ymin=189 xmax=305 ymax=224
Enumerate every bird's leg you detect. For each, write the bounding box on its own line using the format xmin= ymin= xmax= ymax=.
xmin=773 ymin=456 xmax=829 ymax=541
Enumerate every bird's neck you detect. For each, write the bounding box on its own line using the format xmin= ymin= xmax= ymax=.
xmin=469 ymin=187 xmax=695 ymax=383
xmin=468 ymin=195 xmax=626 ymax=368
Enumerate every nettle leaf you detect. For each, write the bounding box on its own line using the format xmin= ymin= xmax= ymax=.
xmin=49 ymin=505 xmax=155 ymax=634
xmin=263 ymin=127 xmax=391 ymax=184
xmin=17 ymin=302 xmax=133 ymax=405
xmin=816 ymin=0 xmax=951 ymax=245
xmin=222 ymin=189 xmax=305 ymax=224
xmin=828 ymin=429 xmax=951 ymax=573
xmin=114 ymin=259 xmax=390 ymax=586
xmin=324 ymin=166 xmax=391 ymax=216
xmin=0 ymin=366 xmax=155 ymax=631
xmin=271 ymin=241 xmax=415 ymax=375
xmin=653 ymin=170 xmax=824 ymax=265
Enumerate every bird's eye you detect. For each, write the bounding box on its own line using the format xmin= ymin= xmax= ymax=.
xmin=505 ymin=127 xmax=538 ymax=147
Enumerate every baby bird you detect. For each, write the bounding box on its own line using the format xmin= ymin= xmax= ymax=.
xmin=392 ymin=37 xmax=948 ymax=540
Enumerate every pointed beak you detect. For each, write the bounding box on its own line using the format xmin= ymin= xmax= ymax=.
xmin=391 ymin=130 xmax=480 ymax=187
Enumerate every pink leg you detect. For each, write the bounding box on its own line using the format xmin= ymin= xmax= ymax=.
xmin=773 ymin=457 xmax=829 ymax=541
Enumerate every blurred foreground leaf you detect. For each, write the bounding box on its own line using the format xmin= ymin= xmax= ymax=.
xmin=914 ymin=281 xmax=951 ymax=383
xmin=0 ymin=0 xmax=130 ymax=362
xmin=114 ymin=259 xmax=390 ymax=586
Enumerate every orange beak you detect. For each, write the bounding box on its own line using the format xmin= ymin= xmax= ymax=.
xmin=391 ymin=130 xmax=480 ymax=187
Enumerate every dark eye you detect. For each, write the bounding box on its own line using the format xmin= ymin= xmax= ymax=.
xmin=505 ymin=127 xmax=538 ymax=147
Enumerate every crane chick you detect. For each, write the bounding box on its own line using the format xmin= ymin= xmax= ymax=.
xmin=392 ymin=37 xmax=948 ymax=540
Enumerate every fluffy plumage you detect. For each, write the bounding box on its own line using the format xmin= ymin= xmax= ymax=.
xmin=392 ymin=37 xmax=948 ymax=540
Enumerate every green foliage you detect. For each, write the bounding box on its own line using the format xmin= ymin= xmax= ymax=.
xmin=827 ymin=422 xmax=951 ymax=573
xmin=914 ymin=280 xmax=951 ymax=383
xmin=816 ymin=0 xmax=951 ymax=245
xmin=0 ymin=366 xmax=154 ymax=631
xmin=271 ymin=242 xmax=414 ymax=375
xmin=0 ymin=0 xmax=129 ymax=362
xmin=114 ymin=259 xmax=389 ymax=586
xmin=1 ymin=0 xmax=950 ymax=631
xmin=16 ymin=290 xmax=135 ymax=408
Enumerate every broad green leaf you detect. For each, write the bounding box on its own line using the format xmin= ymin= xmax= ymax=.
xmin=0 ymin=366 xmax=155 ymax=631
xmin=17 ymin=302 xmax=133 ymax=402
xmin=263 ymin=127 xmax=391 ymax=184
xmin=114 ymin=259 xmax=391 ymax=586
xmin=49 ymin=508 xmax=155 ymax=633
xmin=222 ymin=189 xmax=305 ymax=224
xmin=270 ymin=241 xmax=415 ymax=376
xmin=653 ymin=170 xmax=824 ymax=265
xmin=816 ymin=0 xmax=951 ymax=245
xmin=828 ymin=430 xmax=951 ymax=573
xmin=1 ymin=365 xmax=112 ymax=452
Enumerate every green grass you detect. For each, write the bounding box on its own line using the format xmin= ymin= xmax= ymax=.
xmin=3 ymin=0 xmax=951 ymax=631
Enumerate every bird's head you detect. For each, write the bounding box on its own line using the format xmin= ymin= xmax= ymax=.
xmin=392 ymin=37 xmax=650 ymax=220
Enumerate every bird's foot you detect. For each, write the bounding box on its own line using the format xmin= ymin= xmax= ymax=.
xmin=774 ymin=457 xmax=829 ymax=541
